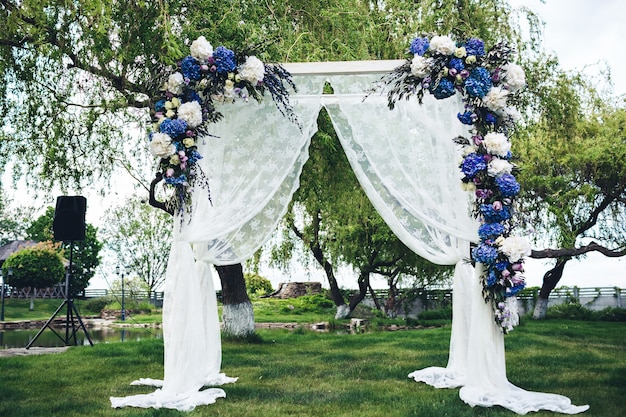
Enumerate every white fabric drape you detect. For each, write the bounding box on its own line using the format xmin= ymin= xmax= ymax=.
xmin=111 ymin=75 xmax=326 ymax=411
xmin=323 ymin=73 xmax=588 ymax=414
xmin=112 ymin=71 xmax=588 ymax=414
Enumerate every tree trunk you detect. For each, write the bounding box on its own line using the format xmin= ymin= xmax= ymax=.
xmin=29 ymin=288 xmax=35 ymax=311
xmin=348 ymin=271 xmax=370 ymax=315
xmin=215 ymin=263 xmax=255 ymax=337
xmin=532 ymin=258 xmax=570 ymax=319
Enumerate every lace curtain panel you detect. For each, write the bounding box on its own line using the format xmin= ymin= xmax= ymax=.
xmin=324 ymin=73 xmax=587 ymax=415
xmin=111 ymin=71 xmax=588 ymax=414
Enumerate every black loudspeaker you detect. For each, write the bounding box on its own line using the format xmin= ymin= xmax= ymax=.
xmin=53 ymin=196 xmax=87 ymax=241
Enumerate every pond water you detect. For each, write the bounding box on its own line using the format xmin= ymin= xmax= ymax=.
xmin=0 ymin=327 xmax=162 ymax=349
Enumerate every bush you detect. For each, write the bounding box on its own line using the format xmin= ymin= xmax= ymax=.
xmin=418 ymin=307 xmax=452 ymax=320
xmin=82 ymin=297 xmax=111 ymax=314
xmin=594 ymin=307 xmax=626 ymax=322
xmin=244 ymin=273 xmax=274 ymax=296
xmin=547 ymin=302 xmax=595 ymax=320
xmin=3 ymin=242 xmax=65 ymax=289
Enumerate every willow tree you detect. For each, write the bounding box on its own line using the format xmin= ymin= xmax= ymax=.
xmin=515 ymin=64 xmax=626 ymax=317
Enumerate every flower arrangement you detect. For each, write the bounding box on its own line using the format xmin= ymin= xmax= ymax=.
xmin=148 ymin=36 xmax=297 ymax=214
xmin=383 ymin=34 xmax=529 ymax=332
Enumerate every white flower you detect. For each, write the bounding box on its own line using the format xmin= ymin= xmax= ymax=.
xmin=239 ymin=55 xmax=265 ymax=86
xmin=149 ymin=133 xmax=176 ymax=158
xmin=487 ymin=158 xmax=513 ymax=177
xmin=461 ymin=144 xmax=476 ymax=157
xmin=502 ymin=106 xmax=522 ymax=122
xmin=410 ymin=55 xmax=431 ymax=78
xmin=502 ymin=63 xmax=526 ymax=93
xmin=177 ymin=101 xmax=203 ymax=128
xmin=482 ymin=86 xmax=510 ymax=114
xmin=461 ymin=181 xmax=476 ymax=192
xmin=190 ymin=36 xmax=213 ymax=62
xmin=499 ymin=236 xmax=532 ymax=262
xmin=167 ymin=72 xmax=184 ymax=95
xmin=429 ymin=35 xmax=456 ymax=55
xmin=483 ymin=132 xmax=511 ymax=157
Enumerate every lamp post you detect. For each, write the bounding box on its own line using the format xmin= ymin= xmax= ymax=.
xmin=0 ymin=269 xmax=5 ymax=322
xmin=115 ymin=266 xmax=126 ymax=321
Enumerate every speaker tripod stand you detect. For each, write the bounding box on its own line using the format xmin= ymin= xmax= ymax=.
xmin=26 ymin=241 xmax=93 ymax=349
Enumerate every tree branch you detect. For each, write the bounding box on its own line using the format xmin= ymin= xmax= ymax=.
xmin=530 ymin=241 xmax=626 ymax=259
xmin=148 ymin=173 xmax=174 ymax=215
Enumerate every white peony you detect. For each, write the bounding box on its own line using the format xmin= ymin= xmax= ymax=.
xmin=177 ymin=101 xmax=203 ymax=128
xmin=502 ymin=63 xmax=526 ymax=93
xmin=190 ymin=36 xmax=213 ymax=62
xmin=239 ymin=55 xmax=265 ymax=86
xmin=482 ymin=86 xmax=510 ymax=114
xmin=499 ymin=236 xmax=532 ymax=262
xmin=149 ymin=133 xmax=176 ymax=158
xmin=410 ymin=55 xmax=431 ymax=78
xmin=487 ymin=158 xmax=513 ymax=177
xmin=429 ymin=35 xmax=456 ymax=55
xmin=167 ymin=72 xmax=185 ymax=95
xmin=483 ymin=132 xmax=511 ymax=157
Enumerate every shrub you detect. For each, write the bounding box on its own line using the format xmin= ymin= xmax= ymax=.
xmin=82 ymin=297 xmax=111 ymax=314
xmin=244 ymin=273 xmax=274 ymax=296
xmin=418 ymin=307 xmax=452 ymax=320
xmin=3 ymin=242 xmax=65 ymax=289
xmin=547 ymin=302 xmax=595 ymax=320
xmin=594 ymin=307 xmax=626 ymax=322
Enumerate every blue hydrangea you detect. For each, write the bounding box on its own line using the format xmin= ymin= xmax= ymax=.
xmin=496 ymin=174 xmax=521 ymax=197
xmin=430 ymin=78 xmax=456 ymax=99
xmin=506 ymin=282 xmax=525 ymax=296
xmin=184 ymin=90 xmax=202 ymax=103
xmin=465 ymin=67 xmax=492 ymax=98
xmin=154 ymin=99 xmax=166 ymax=112
xmin=165 ymin=174 xmax=187 ymax=186
xmin=485 ymin=112 xmax=498 ymax=124
xmin=181 ymin=56 xmax=201 ymax=81
xmin=486 ymin=269 xmax=498 ymax=286
xmin=495 ymin=261 xmax=510 ymax=271
xmin=461 ymin=153 xmax=486 ymax=178
xmin=472 ymin=243 xmax=499 ymax=265
xmin=465 ymin=38 xmax=485 ymax=56
xmin=160 ymin=118 xmax=188 ymax=137
xmin=449 ymin=57 xmax=465 ymax=72
xmin=458 ymin=110 xmax=476 ymax=125
xmin=480 ymin=204 xmax=511 ymax=222
xmin=187 ymin=150 xmax=203 ymax=164
xmin=409 ymin=37 xmax=429 ymax=55
xmin=478 ymin=223 xmax=505 ymax=239
xmin=213 ymin=46 xmax=236 ymax=73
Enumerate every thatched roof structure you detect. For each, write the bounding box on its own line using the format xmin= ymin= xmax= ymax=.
xmin=0 ymin=240 xmax=39 ymax=265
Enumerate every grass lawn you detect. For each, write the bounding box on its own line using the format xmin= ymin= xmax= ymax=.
xmin=0 ymin=319 xmax=623 ymax=417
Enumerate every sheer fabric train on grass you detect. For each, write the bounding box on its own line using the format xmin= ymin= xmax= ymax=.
xmin=111 ymin=72 xmax=588 ymax=414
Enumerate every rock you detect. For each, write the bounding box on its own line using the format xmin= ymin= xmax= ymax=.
xmin=270 ymin=282 xmax=322 ymax=299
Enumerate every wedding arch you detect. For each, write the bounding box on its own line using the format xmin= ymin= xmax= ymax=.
xmin=110 ymin=48 xmax=589 ymax=414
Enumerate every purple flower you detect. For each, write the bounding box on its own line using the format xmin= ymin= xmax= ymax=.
xmin=461 ymin=153 xmax=487 ymax=178
xmin=472 ymin=243 xmax=499 ymax=265
xmin=475 ymin=188 xmax=493 ymax=199
xmin=465 ymin=38 xmax=485 ymax=56
xmin=213 ymin=46 xmax=237 ymax=73
xmin=496 ymin=173 xmax=521 ymax=197
xmin=160 ymin=118 xmax=188 ymax=137
xmin=430 ymin=78 xmax=456 ymax=99
xmin=485 ymin=112 xmax=498 ymax=124
xmin=478 ymin=223 xmax=505 ymax=239
xmin=410 ymin=37 xmax=430 ymax=55
xmin=457 ymin=111 xmax=477 ymax=125
xmin=181 ymin=56 xmax=201 ymax=81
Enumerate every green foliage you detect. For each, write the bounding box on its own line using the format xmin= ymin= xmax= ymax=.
xmin=244 ymin=272 xmax=274 ymax=296
xmin=595 ymin=307 xmax=626 ymax=322
xmin=2 ymin=242 xmax=64 ymax=289
xmin=547 ymin=303 xmax=626 ymax=322
xmin=24 ymin=206 xmax=102 ymax=295
xmin=418 ymin=307 xmax=453 ymax=321
xmin=82 ymin=297 xmax=112 ymax=314
xmin=100 ymin=198 xmax=172 ymax=292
